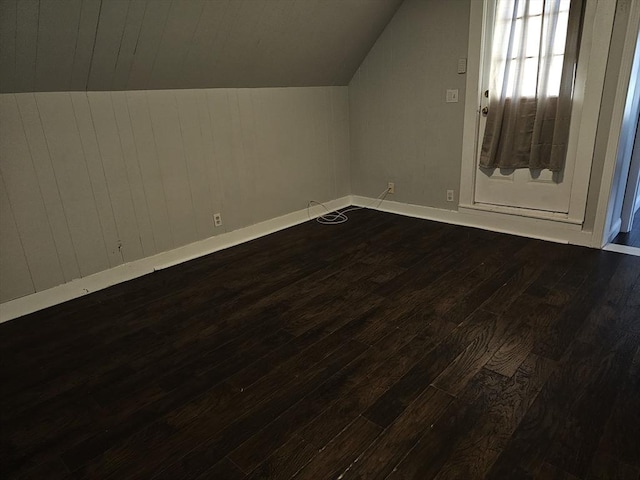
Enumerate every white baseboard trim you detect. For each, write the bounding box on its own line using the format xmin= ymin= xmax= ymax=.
xmin=603 ymin=243 xmax=640 ymax=256
xmin=1 ymin=194 xmax=602 ymax=323
xmin=607 ymin=217 xmax=623 ymax=243
xmin=0 ymin=196 xmax=351 ymax=323
xmin=351 ymin=195 xmax=594 ymax=246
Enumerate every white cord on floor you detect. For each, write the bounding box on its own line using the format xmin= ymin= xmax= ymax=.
xmin=307 ymin=188 xmax=390 ymax=225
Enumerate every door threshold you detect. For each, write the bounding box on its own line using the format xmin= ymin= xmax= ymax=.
xmin=603 ymin=243 xmax=640 ymax=256
xmin=460 ymin=203 xmax=583 ymax=225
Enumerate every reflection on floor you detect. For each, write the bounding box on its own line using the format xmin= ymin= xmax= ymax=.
xmin=612 ymin=215 xmax=640 ymax=248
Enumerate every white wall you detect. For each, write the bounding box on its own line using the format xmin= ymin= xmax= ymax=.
xmin=0 ymin=0 xmax=402 ymax=92
xmin=0 ymin=87 xmax=350 ymax=303
xmin=349 ymin=0 xmax=470 ymax=209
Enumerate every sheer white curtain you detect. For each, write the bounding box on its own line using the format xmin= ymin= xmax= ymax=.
xmin=479 ymin=0 xmax=584 ymax=172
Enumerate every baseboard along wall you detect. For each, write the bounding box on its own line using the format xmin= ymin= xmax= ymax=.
xmin=1 ymin=194 xmax=601 ymax=323
xmin=0 ymin=197 xmax=350 ymax=323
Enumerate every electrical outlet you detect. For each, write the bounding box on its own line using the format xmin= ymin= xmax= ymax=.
xmin=388 ymin=182 xmax=395 ymax=194
xmin=213 ymin=213 xmax=222 ymax=227
xmin=446 ymin=190 xmax=454 ymax=202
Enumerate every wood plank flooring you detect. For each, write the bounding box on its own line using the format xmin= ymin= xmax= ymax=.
xmin=1 ymin=209 xmax=639 ymax=480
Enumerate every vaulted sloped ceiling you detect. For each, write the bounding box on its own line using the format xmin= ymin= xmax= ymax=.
xmin=0 ymin=0 xmax=403 ymax=93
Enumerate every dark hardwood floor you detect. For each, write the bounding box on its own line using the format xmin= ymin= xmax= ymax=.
xmin=1 ymin=209 xmax=639 ymax=480
xmin=613 ymin=217 xmax=640 ymax=248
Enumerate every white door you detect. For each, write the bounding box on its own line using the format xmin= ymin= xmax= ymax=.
xmin=475 ymin=164 xmax=571 ymax=212
xmin=473 ymin=0 xmax=593 ymax=214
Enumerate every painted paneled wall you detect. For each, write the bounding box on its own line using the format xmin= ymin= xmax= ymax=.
xmin=0 ymin=0 xmax=402 ymax=93
xmin=349 ymin=0 xmax=470 ymax=210
xmin=0 ymin=87 xmax=350 ymax=302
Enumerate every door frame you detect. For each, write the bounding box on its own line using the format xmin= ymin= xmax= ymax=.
xmin=619 ymin=49 xmax=640 ymax=234
xmin=459 ymin=0 xmax=617 ymax=225
xmin=620 ymin=122 xmax=640 ymax=232
xmin=592 ymin=0 xmax=640 ymax=247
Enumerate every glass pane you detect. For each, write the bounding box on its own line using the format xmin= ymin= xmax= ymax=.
xmin=547 ymin=55 xmax=564 ymax=96
xmin=504 ymin=60 xmax=518 ymax=95
xmin=511 ymin=18 xmax=524 ymax=58
xmin=522 ymin=57 xmax=539 ymax=96
xmin=526 ymin=14 xmax=542 ymax=57
xmin=491 ymin=0 xmax=572 ymax=98
xmin=529 ymin=0 xmax=544 ymax=16
xmin=553 ymin=11 xmax=569 ymax=55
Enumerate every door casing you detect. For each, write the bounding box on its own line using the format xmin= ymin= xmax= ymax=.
xmin=460 ymin=0 xmax=617 ymax=225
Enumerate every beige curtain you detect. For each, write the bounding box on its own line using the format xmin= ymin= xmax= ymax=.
xmin=479 ymin=0 xmax=584 ymax=172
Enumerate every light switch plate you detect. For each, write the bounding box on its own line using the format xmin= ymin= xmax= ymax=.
xmin=446 ymin=89 xmax=459 ymax=103
xmin=457 ymin=58 xmax=467 ymax=74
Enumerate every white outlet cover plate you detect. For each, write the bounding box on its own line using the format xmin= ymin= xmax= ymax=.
xmin=446 ymin=89 xmax=459 ymax=103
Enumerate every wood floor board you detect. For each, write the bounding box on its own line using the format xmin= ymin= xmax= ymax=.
xmin=194 ymin=457 xmax=246 ymax=480
xmin=352 ymin=300 xmax=435 ymax=347
xmin=482 ymin=290 xmax=556 ymax=378
xmin=1 ymin=209 xmax=638 ymax=480
xmin=299 ymin=316 xmax=457 ymax=449
xmin=484 ymin=340 xmax=608 ymax=479
xmin=1 ymin=392 xmax=104 ymax=477
xmin=60 ymin=380 xmax=235 ymax=472
xmin=536 ymin=462 xmax=582 ymax=479
xmin=430 ymin=354 xmax=556 ymax=479
xmin=339 ymin=386 xmax=454 ymax=480
xmin=586 ymin=451 xmax=640 ymax=480
xmin=479 ymin=255 xmax=549 ymax=316
xmin=86 ymin=323 xmax=292 ymax=407
xmin=372 ymin=229 xmax=475 ymax=299
xmin=62 ymin=308 xmax=378 ymax=473
xmin=292 ymin=416 xmax=382 ymax=480
xmin=4 ymin=457 xmax=71 ymax=480
xmin=71 ymin=339 xmax=366 ymax=479
xmin=585 ymin=347 xmax=640 ymax=470
xmin=226 ymin=313 xmax=358 ymax=390
xmin=228 ymin=309 xmax=432 ymax=473
xmin=384 ymin=367 xmax=495 ymax=480
xmin=485 ymin=323 xmax=536 ymax=377
xmin=531 ymin=254 xmax=622 ymax=361
xmin=439 ymin=255 xmax=534 ymax=327
xmin=430 ymin=310 xmax=512 ymax=396
xmin=524 ymin=251 xmax=578 ymax=299
xmin=543 ymin=341 xmax=635 ymax=478
xmin=148 ymin=342 xmax=369 ymax=480
xmin=362 ymin=308 xmax=502 ymax=428
xmin=422 ymin=249 xmax=513 ymax=317
xmin=60 ymin=315 xmax=330 ymax=471
xmin=243 ymin=434 xmax=317 ymax=480
xmin=382 ymin=231 xmax=526 ymax=318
